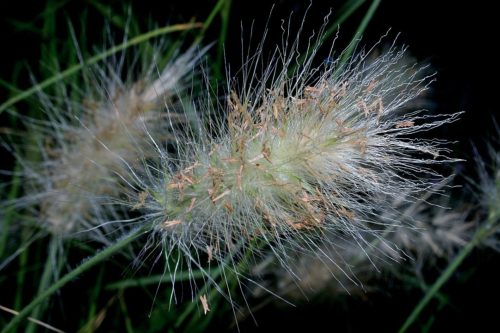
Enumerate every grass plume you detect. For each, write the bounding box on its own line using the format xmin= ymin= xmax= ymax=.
xmin=120 ymin=29 xmax=462 ymax=305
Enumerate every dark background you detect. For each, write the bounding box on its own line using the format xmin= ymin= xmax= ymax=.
xmin=1 ymin=0 xmax=498 ymax=149
xmin=1 ymin=1 xmax=498 ymax=332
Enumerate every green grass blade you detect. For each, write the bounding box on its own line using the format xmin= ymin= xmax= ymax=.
xmin=86 ymin=0 xmax=126 ymax=29
xmin=25 ymin=238 xmax=60 ymax=333
xmin=105 ymin=267 xmax=222 ymax=290
xmin=195 ymin=0 xmax=226 ymax=43
xmin=399 ymin=209 xmax=500 ymax=333
xmin=1 ymin=228 xmax=144 ymax=333
xmin=398 ymin=239 xmax=476 ymax=332
xmin=214 ymin=0 xmax=232 ymax=79
xmin=13 ymin=228 xmax=30 ymax=312
xmin=0 ymin=22 xmax=202 ymax=115
xmin=336 ymin=0 xmax=382 ymax=72
xmin=0 ymin=162 xmax=21 ymax=259
xmin=118 ymin=291 xmax=135 ymax=333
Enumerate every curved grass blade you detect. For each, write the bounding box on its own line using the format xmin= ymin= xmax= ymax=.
xmin=1 ymin=227 xmax=144 ymax=333
xmin=399 ymin=209 xmax=500 ymax=332
xmin=0 ymin=22 xmax=202 ymax=115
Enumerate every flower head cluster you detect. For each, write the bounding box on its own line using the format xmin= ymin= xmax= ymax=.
xmin=255 ymin=189 xmax=473 ymax=301
xmin=3 ymin=23 xmax=463 ymax=304
xmin=123 ymin=38 xmax=461 ymax=295
xmin=9 ymin=45 xmax=201 ymax=240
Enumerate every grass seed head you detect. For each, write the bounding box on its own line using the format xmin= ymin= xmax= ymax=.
xmin=7 ymin=44 xmax=202 ymax=240
xmin=473 ymin=129 xmax=500 ymax=250
xmin=124 ymin=29 xmax=462 ymax=302
xmin=253 ymin=189 xmax=473 ymax=301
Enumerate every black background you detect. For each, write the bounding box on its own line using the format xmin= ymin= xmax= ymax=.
xmin=0 ymin=1 xmax=498 ymax=332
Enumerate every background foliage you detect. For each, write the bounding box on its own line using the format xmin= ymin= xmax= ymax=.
xmin=0 ymin=1 xmax=498 ymax=332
